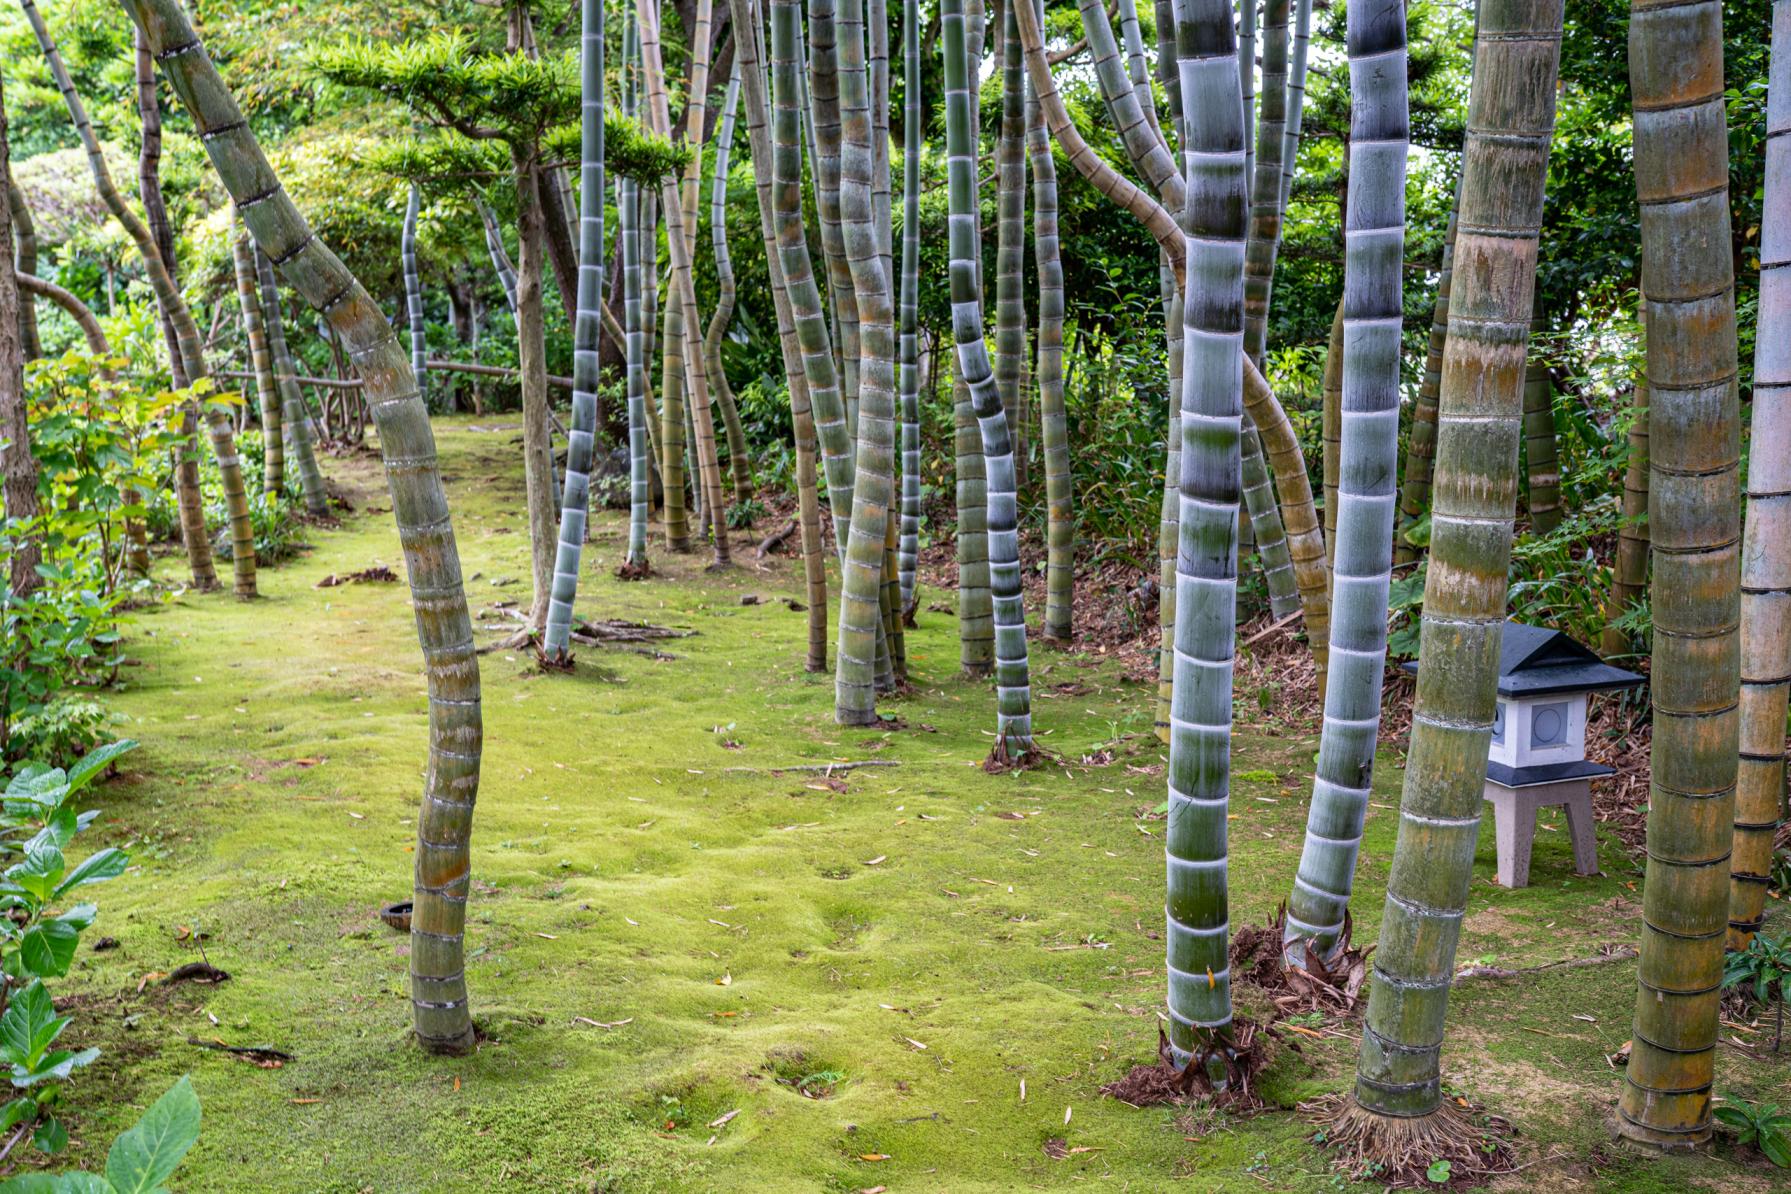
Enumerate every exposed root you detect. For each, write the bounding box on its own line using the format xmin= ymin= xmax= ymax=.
xmin=982 ymin=738 xmax=1045 ymax=774
xmin=1304 ymin=1092 xmax=1518 ymax=1189
xmin=535 ymin=644 xmax=576 ymax=673
xmin=615 ymin=559 xmax=653 ymax=581
xmin=1231 ymin=904 xmax=1372 ymax=1018
xmin=1099 ymin=1023 xmax=1273 ymax=1113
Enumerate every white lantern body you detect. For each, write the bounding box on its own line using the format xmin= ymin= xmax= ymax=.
xmin=1487 ymin=693 xmax=1588 ymax=771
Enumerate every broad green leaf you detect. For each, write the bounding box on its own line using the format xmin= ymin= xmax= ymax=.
xmin=0 ymin=1174 xmax=60 ymax=1193
xmin=54 ymin=850 xmax=127 ymax=898
xmin=5 ymin=850 xmax=66 ymax=905
xmin=3 ymin=768 xmax=66 ymax=815
xmin=105 ymin=1076 xmax=201 ymax=1194
xmin=1762 ymin=1129 xmax=1791 ymax=1169
xmin=26 ymin=1048 xmax=99 ymax=1086
xmin=17 ymin=909 xmax=95 ymax=980
xmin=33 ymin=1116 xmax=66 ymax=1155
xmin=54 ymin=1176 xmax=115 ymax=1194
xmin=0 ymin=1097 xmax=36 ymax=1131
xmin=0 ymin=983 xmax=68 ymax=1070
xmin=23 ymin=810 xmax=78 ymax=858
xmin=65 ymin=742 xmax=138 ymax=795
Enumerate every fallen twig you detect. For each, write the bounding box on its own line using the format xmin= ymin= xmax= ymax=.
xmin=721 ymin=761 xmax=902 ymax=775
xmin=186 ymin=1036 xmax=293 ymax=1064
xmin=756 ymin=518 xmax=798 ymax=557
xmin=1241 ymin=608 xmax=1304 ymax=648
xmin=1453 ymin=945 xmax=1636 ymax=983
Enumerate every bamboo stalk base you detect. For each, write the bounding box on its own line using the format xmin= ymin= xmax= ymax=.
xmin=1306 ymin=1092 xmax=1516 ymax=1186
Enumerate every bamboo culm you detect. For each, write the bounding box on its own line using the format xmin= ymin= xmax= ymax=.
xmin=944 ymin=0 xmax=1033 ymax=757
xmin=542 ymin=0 xmax=607 ymax=662
xmin=1727 ymin=0 xmax=1789 ymax=951
xmin=403 ymin=184 xmax=428 ymax=406
xmin=1027 ymin=1 xmax=1071 ymax=643
xmin=1351 ymin=0 xmax=1559 ymax=1121
xmin=897 ymin=0 xmax=923 ymax=618
xmin=1617 ymin=0 xmax=1742 ymax=1148
xmin=231 ymin=220 xmax=283 ymax=496
xmin=122 ymin=0 xmax=483 ymax=1053
xmin=256 ymin=247 xmax=329 ymax=515
xmin=704 ymin=66 xmax=754 ymax=506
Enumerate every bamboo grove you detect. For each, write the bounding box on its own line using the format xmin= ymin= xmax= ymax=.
xmin=0 ymin=0 xmax=1786 ymax=1178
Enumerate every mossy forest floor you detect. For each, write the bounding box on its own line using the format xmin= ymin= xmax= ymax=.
xmin=41 ymin=417 xmax=1787 ymax=1191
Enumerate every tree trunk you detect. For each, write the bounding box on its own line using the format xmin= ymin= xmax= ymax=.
xmin=1350 ymin=0 xmax=1558 ymax=1128
xmin=1727 ymin=0 xmax=1789 ymax=951
xmin=0 ymin=74 xmax=35 ymax=599
xmin=126 ymin=0 xmax=483 ymax=1053
xmin=1603 ymin=328 xmax=1650 ymax=657
xmin=6 ymin=171 xmax=39 ymax=362
xmin=510 ymin=149 xmax=559 ymax=630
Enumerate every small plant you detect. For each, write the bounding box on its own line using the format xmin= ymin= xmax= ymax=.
xmin=1722 ymin=933 xmax=1791 ymax=1051
xmin=0 ymin=740 xmax=137 ymax=1155
xmin=1713 ymin=1093 xmax=1791 ymax=1168
xmin=1425 ymin=1157 xmax=1452 ymax=1184
xmin=0 ymin=1075 xmax=201 ymax=1192
xmin=725 ymin=498 xmax=765 ymax=530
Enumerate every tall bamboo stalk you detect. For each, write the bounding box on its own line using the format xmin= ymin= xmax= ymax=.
xmin=1522 ymin=302 xmax=1561 ymax=536
xmin=1728 ymin=0 xmax=1789 ymax=950
xmin=732 ymin=0 xmax=827 ymax=666
xmin=230 ymin=220 xmax=282 ymax=495
xmin=897 ymin=0 xmax=923 ymax=618
xmin=403 ymin=185 xmax=429 ymax=407
xmin=1321 ymin=297 xmax=1341 ymax=579
xmin=256 ymin=249 xmax=329 ymax=515
xmin=704 ymin=66 xmax=754 ymax=505
xmin=995 ymin=0 xmax=1027 ymax=475
xmin=621 ymin=3 xmax=652 ymax=575
xmin=810 ymin=0 xmax=860 ymax=427
xmin=1616 ymin=0 xmax=1741 ymax=1148
xmin=542 ymin=0 xmax=607 ymax=662
xmin=25 ymin=0 xmax=256 ymax=597
xmin=1603 ymin=337 xmax=1650 ymax=657
xmin=833 ymin=0 xmax=896 ymax=724
xmin=1161 ymin=0 xmax=1246 ymax=1077
xmin=1283 ymin=0 xmax=1406 ymax=965
xmin=124 ymin=0 xmax=483 ymax=1052
xmin=1347 ymin=0 xmax=1558 ymax=1131
xmin=955 ymin=0 xmax=993 ymax=678
xmin=1242 ymin=0 xmax=1288 ymax=363
xmin=945 ymin=0 xmax=1032 ymax=758
xmin=1028 ymin=7 xmax=1071 ymax=644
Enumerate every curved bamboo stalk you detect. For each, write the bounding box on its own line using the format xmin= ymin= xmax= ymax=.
xmin=1351 ymin=0 xmax=1558 ymax=1123
xmin=7 ymin=174 xmax=39 ymax=361
xmin=124 ymin=0 xmax=483 ymax=1052
xmin=1242 ymin=368 xmax=1326 ymax=686
xmin=944 ymin=0 xmax=1032 ymax=757
xmin=1728 ymin=0 xmax=1790 ymax=950
xmin=1161 ymin=0 xmax=1246 ymax=1076
xmin=833 ymin=0 xmax=896 ymax=724
xmin=731 ymin=0 xmax=827 ymax=667
xmin=897 ymin=0 xmax=922 ymax=618
xmin=255 ymin=248 xmax=328 ymax=514
xmin=16 ymin=272 xmax=107 ymax=358
xmin=1616 ymin=0 xmax=1740 ymax=1146
xmin=1522 ymin=303 xmax=1561 ymax=536
xmin=474 ymin=198 xmax=520 ymax=316
xmin=1027 ymin=6 xmax=1071 ymax=644
xmin=542 ymin=0 xmax=608 ymax=662
xmin=1395 ymin=205 xmax=1457 ymax=563
xmin=229 ymin=221 xmax=282 ymax=495
xmin=955 ymin=0 xmax=993 ymax=679
xmin=25 ymin=0 xmax=255 ymax=598
xmin=704 ymin=66 xmax=754 ymax=506
xmin=403 ymin=186 xmax=428 ymax=407
xmin=1283 ymin=3 xmax=1407 ymax=965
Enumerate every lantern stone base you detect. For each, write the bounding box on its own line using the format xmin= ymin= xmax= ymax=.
xmin=1483 ymin=778 xmax=1600 ymax=888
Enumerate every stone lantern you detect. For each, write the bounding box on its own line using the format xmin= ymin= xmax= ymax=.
xmin=1403 ymin=622 xmax=1643 ymax=887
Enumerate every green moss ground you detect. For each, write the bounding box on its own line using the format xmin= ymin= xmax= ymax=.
xmin=36 ymin=417 xmax=1786 ymax=1191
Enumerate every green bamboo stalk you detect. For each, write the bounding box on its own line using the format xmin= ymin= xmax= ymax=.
xmin=256 ymin=248 xmax=329 ymax=516
xmin=732 ymin=0 xmax=828 ymax=667
xmin=1242 ymin=0 xmax=1288 ymax=363
xmin=772 ymin=0 xmax=854 ymax=534
xmin=403 ymin=185 xmax=429 ymax=407
xmin=230 ymin=220 xmax=282 ymax=496
xmin=542 ymin=0 xmax=608 ymax=662
xmin=1522 ymin=302 xmax=1561 ymax=537
xmin=995 ymin=0 xmax=1027 ymax=474
xmin=1349 ymin=0 xmax=1559 ymax=1126
xmin=704 ymin=66 xmax=755 ymax=506
xmin=1616 ymin=0 xmax=1741 ymax=1147
xmin=1730 ymin=0 xmax=1789 ymax=947
xmin=1283 ymin=0 xmax=1407 ymax=965
xmin=1156 ymin=262 xmax=1183 ymax=744
xmin=1027 ymin=6 xmax=1071 ymax=644
xmin=24 ymin=0 xmax=256 ymax=598
xmin=945 ymin=0 xmax=1032 ymax=757
xmin=953 ymin=0 xmax=993 ymax=679
xmin=474 ymin=197 xmax=520 ymax=317
xmin=124 ymin=0 xmax=483 ymax=1052
xmin=621 ymin=3 xmax=652 ymax=575
xmin=810 ymin=0 xmax=861 ymax=430
xmin=897 ymin=0 xmax=922 ymax=617
xmin=1321 ymin=297 xmax=1341 ymax=580
xmin=833 ymin=0 xmax=896 ymax=724
xmin=1161 ymin=0 xmax=1246 ymax=1075
xmin=1238 ymin=0 xmax=1254 ymax=192
xmin=1603 ymin=321 xmax=1649 ymax=657
xmin=1395 ymin=205 xmax=1458 ymax=563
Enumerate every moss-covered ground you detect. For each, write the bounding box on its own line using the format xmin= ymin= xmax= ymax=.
xmin=38 ymin=417 xmax=1786 ymax=1191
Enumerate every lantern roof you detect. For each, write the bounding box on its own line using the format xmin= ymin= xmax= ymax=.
xmin=1400 ymin=621 xmax=1645 ymax=698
